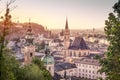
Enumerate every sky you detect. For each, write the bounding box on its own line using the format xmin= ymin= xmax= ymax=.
xmin=0 ymin=0 xmax=117 ymax=29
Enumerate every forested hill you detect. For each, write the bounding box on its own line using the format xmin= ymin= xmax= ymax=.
xmin=0 ymin=22 xmax=46 ymax=40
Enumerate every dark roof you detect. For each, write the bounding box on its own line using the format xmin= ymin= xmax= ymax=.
xmin=53 ymin=38 xmax=62 ymax=43
xmin=84 ymin=53 xmax=104 ymax=59
xmin=55 ymin=62 xmax=77 ymax=71
xmin=69 ymin=37 xmax=89 ymax=50
xmin=71 ymin=76 xmax=81 ymax=80
xmin=53 ymin=73 xmax=63 ymax=80
xmin=74 ymin=58 xmax=100 ymax=66
xmin=84 ymin=54 xmax=97 ymax=59
xmin=54 ymin=57 xmax=63 ymax=60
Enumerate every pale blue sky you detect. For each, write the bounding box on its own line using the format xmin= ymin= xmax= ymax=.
xmin=0 ymin=0 xmax=117 ymax=29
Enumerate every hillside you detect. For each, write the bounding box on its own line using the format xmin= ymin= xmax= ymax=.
xmin=0 ymin=22 xmax=45 ymax=40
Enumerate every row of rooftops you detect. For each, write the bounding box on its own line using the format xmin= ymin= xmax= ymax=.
xmin=74 ymin=58 xmax=100 ymax=66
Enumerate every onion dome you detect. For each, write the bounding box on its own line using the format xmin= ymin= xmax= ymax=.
xmin=41 ymin=44 xmax=54 ymax=65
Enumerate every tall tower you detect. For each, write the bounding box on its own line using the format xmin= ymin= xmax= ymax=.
xmin=22 ymin=20 xmax=35 ymax=65
xmin=64 ymin=18 xmax=70 ymax=58
xmin=42 ymin=44 xmax=54 ymax=76
xmin=64 ymin=18 xmax=70 ymax=49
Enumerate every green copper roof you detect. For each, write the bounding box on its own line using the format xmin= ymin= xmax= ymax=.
xmin=42 ymin=55 xmax=54 ymax=65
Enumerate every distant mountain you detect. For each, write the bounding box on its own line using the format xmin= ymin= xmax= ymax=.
xmin=0 ymin=22 xmax=46 ymax=40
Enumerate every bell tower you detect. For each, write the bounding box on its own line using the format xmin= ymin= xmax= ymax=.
xmin=64 ymin=18 xmax=70 ymax=57
xmin=22 ymin=19 xmax=35 ymax=65
xmin=42 ymin=44 xmax=54 ymax=76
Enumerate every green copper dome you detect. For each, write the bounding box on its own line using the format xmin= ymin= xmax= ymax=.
xmin=42 ymin=55 xmax=54 ymax=65
xmin=42 ymin=43 xmax=54 ymax=65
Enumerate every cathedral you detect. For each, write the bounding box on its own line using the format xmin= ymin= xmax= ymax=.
xmin=63 ymin=18 xmax=90 ymax=62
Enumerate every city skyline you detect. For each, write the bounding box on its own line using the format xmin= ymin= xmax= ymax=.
xmin=0 ymin=0 xmax=117 ymax=29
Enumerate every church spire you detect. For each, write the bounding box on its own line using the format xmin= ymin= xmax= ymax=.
xmin=25 ymin=18 xmax=34 ymax=46
xmin=27 ymin=18 xmax=32 ymax=32
xmin=65 ymin=17 xmax=69 ymax=30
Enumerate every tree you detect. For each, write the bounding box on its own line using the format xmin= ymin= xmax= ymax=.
xmin=0 ymin=0 xmax=17 ymax=80
xmin=99 ymin=0 xmax=120 ymax=80
xmin=32 ymin=58 xmax=52 ymax=80
xmin=1 ymin=48 xmax=17 ymax=80
xmin=21 ymin=64 xmax=45 ymax=80
xmin=0 ymin=1 xmax=53 ymax=80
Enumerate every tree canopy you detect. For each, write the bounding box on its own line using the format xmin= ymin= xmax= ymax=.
xmin=99 ymin=0 xmax=120 ymax=80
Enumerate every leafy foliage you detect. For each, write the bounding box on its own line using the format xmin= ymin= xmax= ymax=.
xmin=99 ymin=0 xmax=120 ymax=80
xmin=32 ymin=58 xmax=52 ymax=80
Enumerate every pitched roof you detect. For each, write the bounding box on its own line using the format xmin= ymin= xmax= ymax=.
xmin=69 ymin=37 xmax=89 ymax=50
xmin=55 ymin=62 xmax=77 ymax=71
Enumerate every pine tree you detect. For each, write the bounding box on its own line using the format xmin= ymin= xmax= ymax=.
xmin=99 ymin=0 xmax=120 ymax=80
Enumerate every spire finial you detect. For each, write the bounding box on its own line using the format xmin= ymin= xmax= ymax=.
xmin=29 ymin=18 xmax=31 ymax=28
xmin=45 ymin=43 xmax=50 ymax=55
xmin=65 ymin=17 xmax=68 ymax=30
xmin=27 ymin=18 xmax=32 ymax=32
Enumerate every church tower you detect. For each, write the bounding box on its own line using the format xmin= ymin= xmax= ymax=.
xmin=22 ymin=20 xmax=35 ymax=65
xmin=42 ymin=44 xmax=55 ymax=76
xmin=64 ymin=18 xmax=70 ymax=57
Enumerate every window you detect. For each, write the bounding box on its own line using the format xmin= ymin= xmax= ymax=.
xmin=49 ymin=67 xmax=51 ymax=71
xmin=93 ymin=76 xmax=94 ymax=79
xmin=79 ymin=73 xmax=81 ymax=75
xmin=89 ymin=70 xmax=91 ymax=73
xmin=86 ymin=70 xmax=87 ymax=72
xmin=83 ymin=64 xmax=84 ymax=67
xmin=30 ymin=53 xmax=33 ymax=57
xmin=82 ymin=69 xmax=84 ymax=72
xmin=70 ymin=51 xmax=72 ymax=57
xmin=79 ymin=52 xmax=81 ymax=57
xmin=82 ymin=74 xmax=84 ymax=77
xmin=84 ymin=52 xmax=86 ymax=55
xmin=93 ymin=71 xmax=94 ymax=74
xmin=89 ymin=75 xmax=91 ymax=77
xmin=79 ymin=64 xmax=81 ymax=67
xmin=89 ymin=65 xmax=91 ymax=68
xmin=74 ymin=52 xmax=76 ymax=57
xmin=79 ymin=69 xmax=81 ymax=72
xmin=88 ymin=52 xmax=90 ymax=54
